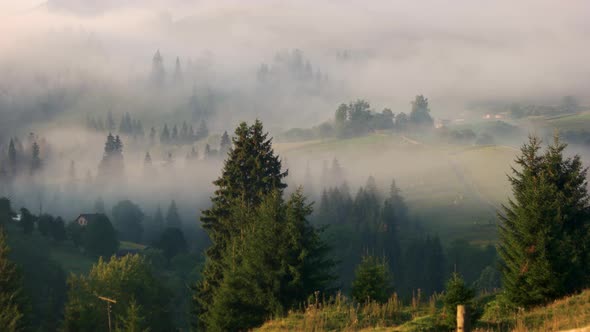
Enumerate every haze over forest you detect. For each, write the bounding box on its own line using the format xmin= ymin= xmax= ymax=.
xmin=2 ymin=1 xmax=590 ymax=331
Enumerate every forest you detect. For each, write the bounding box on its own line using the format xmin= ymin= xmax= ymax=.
xmin=2 ymin=1 xmax=590 ymax=332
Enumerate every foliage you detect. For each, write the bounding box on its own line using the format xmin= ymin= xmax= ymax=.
xmin=112 ymin=200 xmax=144 ymax=243
xmin=442 ymin=272 xmax=474 ymax=327
xmin=165 ymin=200 xmax=182 ymax=228
xmin=351 ymin=255 xmax=394 ymax=304
xmin=194 ymin=120 xmax=288 ymax=327
xmin=19 ymin=208 xmax=35 ymax=235
xmin=0 ymin=227 xmax=28 ymax=331
xmin=155 ymin=227 xmax=187 ymax=262
xmin=498 ymin=135 xmax=590 ymax=307
xmin=64 ymin=254 xmax=172 ymax=332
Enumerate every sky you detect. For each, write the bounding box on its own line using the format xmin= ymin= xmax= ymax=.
xmin=1 ymin=0 xmax=589 ymax=114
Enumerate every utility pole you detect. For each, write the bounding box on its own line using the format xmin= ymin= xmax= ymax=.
xmin=97 ymin=295 xmax=117 ymax=332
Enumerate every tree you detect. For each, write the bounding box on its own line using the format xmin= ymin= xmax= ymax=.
xmin=19 ymin=208 xmax=35 ymax=235
xmin=51 ymin=217 xmax=67 ymax=242
xmin=0 ymin=227 xmax=27 ymax=331
xmin=409 ymin=95 xmax=433 ymax=127
xmin=498 ymin=135 xmax=590 ymax=307
xmin=165 ymin=200 xmax=182 ymax=228
xmin=172 ymin=56 xmax=183 ymax=85
xmin=194 ymin=120 xmax=288 ymax=328
xmin=196 ymin=120 xmax=208 ymax=140
xmin=160 ymin=125 xmax=170 ymax=144
xmin=98 ymin=133 xmax=125 ymax=180
xmin=80 ymin=215 xmax=119 ymax=257
xmin=112 ymin=200 xmax=144 ymax=243
xmin=219 ymin=130 xmax=231 ymax=155
xmin=64 ymin=255 xmax=171 ymax=331
xmin=155 ymin=227 xmax=187 ymax=262
xmin=0 ymin=197 xmax=13 ymax=225
xmin=37 ymin=214 xmax=54 ymax=236
xmin=351 ymin=255 xmax=393 ymax=303
xmin=443 ymin=272 xmax=475 ymax=327
xmin=115 ymin=299 xmax=149 ymax=332
xmin=30 ymin=142 xmax=42 ymax=174
xmin=8 ymin=139 xmax=17 ymax=175
xmin=149 ymin=127 xmax=156 ymax=145
xmin=107 ymin=110 xmax=116 ymax=132
xmin=153 ymin=206 xmax=164 ymax=232
xmin=150 ymin=49 xmax=166 ymax=87
xmin=205 ymin=189 xmax=334 ymax=330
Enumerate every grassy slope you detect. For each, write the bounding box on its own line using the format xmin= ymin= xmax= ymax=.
xmin=276 ymin=134 xmax=516 ymax=245
xmin=542 ymin=112 xmax=590 ymax=131
xmin=258 ymin=289 xmax=590 ymax=332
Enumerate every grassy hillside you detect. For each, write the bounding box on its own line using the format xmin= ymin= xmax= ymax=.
xmin=257 ymin=289 xmax=590 ymax=332
xmin=542 ymin=112 xmax=590 ymax=131
xmin=276 ymin=134 xmax=516 ymax=245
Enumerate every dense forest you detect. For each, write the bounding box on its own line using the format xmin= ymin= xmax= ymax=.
xmin=2 ymin=1 xmax=590 ymax=331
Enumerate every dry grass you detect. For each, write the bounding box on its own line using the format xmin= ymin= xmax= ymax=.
xmin=256 ymin=291 xmax=448 ymax=332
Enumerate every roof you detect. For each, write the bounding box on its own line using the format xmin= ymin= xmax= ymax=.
xmin=75 ymin=213 xmax=108 ymax=224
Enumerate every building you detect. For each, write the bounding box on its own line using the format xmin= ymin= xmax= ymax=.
xmin=74 ymin=213 xmax=108 ymax=227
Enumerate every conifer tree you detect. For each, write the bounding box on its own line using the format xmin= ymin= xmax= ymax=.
xmin=165 ymin=200 xmax=182 ymax=228
xmin=219 ymin=130 xmax=231 ymax=155
xmin=160 ymin=125 xmax=170 ymax=144
xmin=8 ymin=138 xmax=17 ymax=175
xmin=351 ymin=255 xmax=393 ymax=303
xmin=150 ymin=50 xmax=166 ymax=87
xmin=149 ymin=127 xmax=156 ymax=145
xmin=173 ymin=56 xmax=183 ymax=85
xmin=30 ymin=141 xmax=41 ymax=174
xmin=0 ymin=228 xmax=27 ymax=331
xmin=20 ymin=208 xmax=35 ymax=235
xmin=153 ymin=206 xmax=164 ymax=233
xmin=194 ymin=120 xmax=287 ymax=328
xmin=171 ymin=125 xmax=179 ymax=144
xmin=498 ymin=135 xmax=590 ymax=306
xmin=196 ymin=120 xmax=208 ymax=140
xmin=107 ymin=110 xmax=116 ymax=132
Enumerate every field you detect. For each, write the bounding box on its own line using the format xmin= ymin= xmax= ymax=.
xmin=542 ymin=112 xmax=590 ymax=131
xmin=276 ymin=133 xmax=518 ymax=245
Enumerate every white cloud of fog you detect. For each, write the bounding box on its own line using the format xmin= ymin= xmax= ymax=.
xmin=1 ymin=0 xmax=589 ymax=118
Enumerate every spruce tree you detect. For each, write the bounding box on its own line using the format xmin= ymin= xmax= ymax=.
xmin=8 ymin=139 xmax=17 ymax=175
xmin=0 ymin=228 xmax=27 ymax=331
xmin=194 ymin=120 xmax=287 ymax=328
xmin=219 ymin=130 xmax=231 ymax=155
xmin=498 ymin=135 xmax=590 ymax=307
xmin=30 ymin=141 xmax=41 ymax=174
xmin=165 ymin=200 xmax=182 ymax=228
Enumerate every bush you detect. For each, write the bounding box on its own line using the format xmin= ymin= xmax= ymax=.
xmin=351 ymin=255 xmax=393 ymax=303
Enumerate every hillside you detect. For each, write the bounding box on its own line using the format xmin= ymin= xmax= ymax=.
xmin=257 ymin=289 xmax=590 ymax=332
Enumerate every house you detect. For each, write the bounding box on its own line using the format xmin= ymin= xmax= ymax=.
xmin=74 ymin=213 xmax=107 ymax=227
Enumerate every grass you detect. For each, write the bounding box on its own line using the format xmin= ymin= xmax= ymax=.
xmin=543 ymin=112 xmax=590 ymax=131
xmin=258 ymin=289 xmax=590 ymax=332
xmin=277 ymin=134 xmax=515 ymax=245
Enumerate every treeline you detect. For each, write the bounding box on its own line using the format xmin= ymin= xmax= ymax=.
xmin=86 ymin=110 xmax=214 ymax=146
xmin=316 ymin=177 xmax=498 ymax=299
xmin=282 ymin=95 xmax=434 ymax=141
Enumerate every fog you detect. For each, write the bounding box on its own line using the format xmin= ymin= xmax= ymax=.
xmin=1 ymin=0 xmax=588 ymax=226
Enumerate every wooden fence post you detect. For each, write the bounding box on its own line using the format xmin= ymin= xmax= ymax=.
xmin=457 ymin=304 xmax=470 ymax=332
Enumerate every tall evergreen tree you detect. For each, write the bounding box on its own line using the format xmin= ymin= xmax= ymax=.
xmin=30 ymin=142 xmax=41 ymax=174
xmin=165 ymin=200 xmax=182 ymax=228
xmin=160 ymin=125 xmax=170 ymax=145
xmin=498 ymin=135 xmax=590 ymax=307
xmin=194 ymin=120 xmax=287 ymax=328
xmin=219 ymin=130 xmax=231 ymax=156
xmin=107 ymin=110 xmax=116 ymax=132
xmin=8 ymin=138 xmax=17 ymax=175
xmin=0 ymin=228 xmax=27 ymax=331
xmin=153 ymin=206 xmax=164 ymax=233
xmin=409 ymin=95 xmax=434 ymax=126
xmin=150 ymin=50 xmax=166 ymax=87
xmin=173 ymin=56 xmax=183 ymax=85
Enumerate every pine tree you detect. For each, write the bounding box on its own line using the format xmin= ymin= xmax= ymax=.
xmin=149 ymin=127 xmax=156 ymax=145
xmin=171 ymin=125 xmax=179 ymax=144
xmin=8 ymin=139 xmax=17 ymax=176
xmin=219 ymin=130 xmax=231 ymax=155
xmin=20 ymin=208 xmax=35 ymax=235
xmin=173 ymin=56 xmax=183 ymax=85
xmin=160 ymin=125 xmax=170 ymax=144
xmin=150 ymin=50 xmax=166 ymax=87
xmin=351 ymin=255 xmax=393 ymax=303
xmin=409 ymin=95 xmax=433 ymax=126
xmin=153 ymin=206 xmax=164 ymax=233
xmin=196 ymin=120 xmax=208 ymax=140
xmin=0 ymin=227 xmax=27 ymax=331
xmin=498 ymin=135 xmax=590 ymax=306
xmin=443 ymin=272 xmax=474 ymax=327
xmin=30 ymin=141 xmax=42 ymax=174
xmin=165 ymin=200 xmax=182 ymax=228
xmin=194 ymin=120 xmax=288 ymax=328
xmin=107 ymin=110 xmax=116 ymax=132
